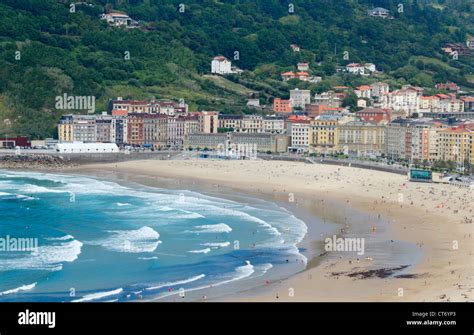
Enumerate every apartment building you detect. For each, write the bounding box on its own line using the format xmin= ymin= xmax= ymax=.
xmin=273 ymin=98 xmax=293 ymax=114
xmin=143 ymin=114 xmax=168 ymax=149
xmin=309 ymin=115 xmax=341 ymax=154
xmin=58 ymin=115 xmax=74 ymax=142
xmin=127 ymin=113 xmax=145 ymax=146
xmin=290 ymin=89 xmax=311 ymax=109
xmin=438 ymin=127 xmax=474 ymax=165
xmin=338 ymin=122 xmax=386 ymax=157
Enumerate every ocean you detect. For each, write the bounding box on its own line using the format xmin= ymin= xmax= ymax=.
xmin=0 ymin=170 xmax=308 ymax=302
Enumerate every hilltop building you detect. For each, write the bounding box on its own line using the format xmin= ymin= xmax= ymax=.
xmin=100 ymin=11 xmax=138 ymax=27
xmin=368 ymin=7 xmax=390 ymax=19
xmin=211 ymin=56 xmax=233 ymax=75
xmin=345 ymin=63 xmax=377 ymax=76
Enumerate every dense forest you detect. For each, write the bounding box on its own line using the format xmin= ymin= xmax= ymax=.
xmin=0 ymin=0 xmax=473 ymax=138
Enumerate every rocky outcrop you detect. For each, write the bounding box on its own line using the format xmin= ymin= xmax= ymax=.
xmin=0 ymin=154 xmax=74 ymax=169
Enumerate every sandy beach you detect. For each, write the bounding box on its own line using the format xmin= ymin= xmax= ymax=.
xmin=70 ymin=159 xmax=474 ymax=302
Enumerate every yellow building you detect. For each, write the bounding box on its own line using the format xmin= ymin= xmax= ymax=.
xmin=198 ymin=111 xmax=219 ymax=134
xmin=309 ymin=115 xmax=340 ymax=154
xmin=58 ymin=115 xmax=73 ymax=142
xmin=338 ymin=121 xmax=386 ymax=157
xmin=437 ymin=127 xmax=474 ymax=165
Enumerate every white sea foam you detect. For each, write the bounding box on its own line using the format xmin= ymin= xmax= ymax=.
xmin=145 ymin=274 xmax=206 ymax=291
xmin=211 ymin=261 xmax=255 ymax=287
xmin=20 ymin=185 xmax=67 ymax=194
xmin=0 ymin=238 xmax=83 ymax=272
xmin=189 ymin=223 xmax=232 ymax=234
xmin=116 ymin=202 xmax=131 ymax=207
xmin=15 ymin=194 xmax=38 ymax=201
xmin=260 ymin=263 xmax=273 ymax=273
xmin=138 ymin=256 xmax=159 ymax=260
xmin=0 ymin=282 xmax=37 ymax=296
xmin=86 ymin=227 xmax=160 ymax=253
xmin=200 ymin=242 xmax=231 ymax=248
xmin=170 ymin=212 xmax=205 ymax=219
xmin=188 ymin=248 xmax=211 ymax=254
xmin=72 ymin=288 xmax=123 ymax=302
xmin=0 ymin=193 xmax=37 ymax=201
xmin=156 ymin=206 xmax=174 ymax=211
xmin=153 ymin=261 xmax=255 ymax=300
xmin=45 ymin=235 xmax=75 ymax=241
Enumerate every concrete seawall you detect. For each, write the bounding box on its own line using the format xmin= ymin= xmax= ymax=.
xmin=57 ymin=152 xmax=179 ymax=164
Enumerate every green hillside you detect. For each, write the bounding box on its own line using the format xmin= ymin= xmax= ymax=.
xmin=0 ymin=0 xmax=473 ymax=138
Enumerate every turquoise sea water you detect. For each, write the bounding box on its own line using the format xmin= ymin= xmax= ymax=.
xmin=0 ymin=170 xmax=307 ymax=302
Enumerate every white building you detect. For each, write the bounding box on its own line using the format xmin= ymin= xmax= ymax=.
xmin=290 ymin=44 xmax=300 ymax=52
xmin=101 ymin=12 xmax=136 ymax=27
xmin=313 ymin=91 xmax=342 ymax=108
xmin=211 ymin=56 xmax=232 ymax=75
xmin=436 ymin=94 xmax=464 ymax=113
xmin=289 ymin=122 xmax=310 ymax=149
xmin=370 ymin=82 xmax=390 ymax=97
xmin=56 ymin=142 xmax=119 ymax=153
xmin=297 ymin=62 xmax=310 ymax=71
xmin=290 ymin=89 xmax=311 ymax=109
xmin=370 ymin=82 xmax=390 ymax=107
xmin=241 ymin=115 xmax=264 ymax=133
xmin=355 ymin=85 xmax=372 ymax=99
xmin=246 ymin=98 xmax=260 ymax=108
xmin=389 ymin=85 xmax=424 ymax=116
xmin=368 ymin=7 xmax=390 ymax=18
xmin=263 ymin=117 xmax=285 ymax=134
xmin=346 ymin=63 xmax=376 ymax=76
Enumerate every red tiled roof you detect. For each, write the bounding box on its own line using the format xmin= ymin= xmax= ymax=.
xmin=111 ymin=110 xmax=128 ymax=116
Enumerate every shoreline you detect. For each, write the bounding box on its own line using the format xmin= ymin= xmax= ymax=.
xmin=57 ymin=166 xmax=330 ymax=301
xmin=64 ymin=159 xmax=473 ymax=302
xmin=2 ymin=158 xmax=472 ymax=302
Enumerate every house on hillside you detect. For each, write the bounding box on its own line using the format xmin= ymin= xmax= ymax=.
xmin=435 ymin=82 xmax=460 ymax=92
xmin=246 ymin=94 xmax=261 ymax=108
xmin=290 ymin=44 xmax=301 ymax=52
xmin=345 ymin=63 xmax=376 ymax=76
xmin=281 ymin=71 xmax=310 ymax=82
xmin=211 ymin=56 xmax=233 ymax=75
xmin=442 ymin=43 xmax=471 ymax=56
xmin=101 ymin=12 xmax=138 ymax=28
xmin=368 ymin=7 xmax=390 ymax=19
xmin=297 ymin=62 xmax=310 ymax=71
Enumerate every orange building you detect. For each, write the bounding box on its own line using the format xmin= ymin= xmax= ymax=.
xmin=127 ymin=113 xmax=145 ymax=146
xmin=273 ymin=98 xmax=293 ymax=114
